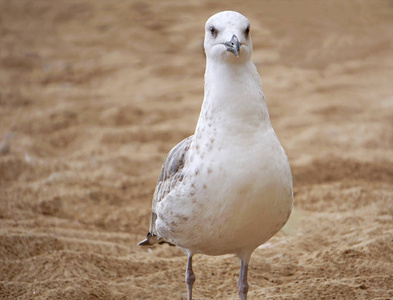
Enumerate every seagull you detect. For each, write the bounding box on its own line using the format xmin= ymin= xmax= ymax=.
xmin=138 ymin=11 xmax=293 ymax=300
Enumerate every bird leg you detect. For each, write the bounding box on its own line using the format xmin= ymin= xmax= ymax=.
xmin=186 ymin=254 xmax=195 ymax=300
xmin=238 ymin=259 xmax=249 ymax=300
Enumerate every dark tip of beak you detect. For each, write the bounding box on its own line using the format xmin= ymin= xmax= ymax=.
xmin=224 ymin=34 xmax=240 ymax=57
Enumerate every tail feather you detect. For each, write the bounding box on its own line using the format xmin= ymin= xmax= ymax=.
xmin=137 ymin=232 xmax=176 ymax=247
xmin=137 ymin=232 xmax=158 ymax=246
xmin=137 ymin=238 xmax=151 ymax=246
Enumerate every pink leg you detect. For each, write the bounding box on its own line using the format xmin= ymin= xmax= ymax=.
xmin=186 ymin=255 xmax=195 ymax=300
xmin=238 ymin=259 xmax=249 ymax=300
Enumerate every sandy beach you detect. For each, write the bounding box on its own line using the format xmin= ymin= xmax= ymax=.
xmin=1 ymin=1 xmax=393 ymax=299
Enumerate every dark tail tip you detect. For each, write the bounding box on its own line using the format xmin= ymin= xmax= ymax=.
xmin=138 ymin=232 xmax=157 ymax=246
xmin=137 ymin=238 xmax=151 ymax=246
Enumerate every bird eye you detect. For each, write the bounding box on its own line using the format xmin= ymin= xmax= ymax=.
xmin=245 ymin=25 xmax=250 ymax=37
xmin=210 ymin=26 xmax=217 ymax=38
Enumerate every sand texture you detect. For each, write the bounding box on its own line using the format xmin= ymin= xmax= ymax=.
xmin=1 ymin=1 xmax=393 ymax=299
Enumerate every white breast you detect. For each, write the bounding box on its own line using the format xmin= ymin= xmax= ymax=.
xmin=156 ymin=125 xmax=293 ymax=256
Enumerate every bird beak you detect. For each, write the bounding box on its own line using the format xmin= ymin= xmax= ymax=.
xmin=224 ymin=35 xmax=240 ymax=57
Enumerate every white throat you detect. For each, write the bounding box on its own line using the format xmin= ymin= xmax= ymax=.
xmin=195 ymin=58 xmax=271 ymax=142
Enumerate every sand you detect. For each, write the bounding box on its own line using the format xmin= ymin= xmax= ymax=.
xmin=1 ymin=0 xmax=393 ymax=299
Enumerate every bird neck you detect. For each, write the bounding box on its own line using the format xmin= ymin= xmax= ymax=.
xmin=195 ymin=59 xmax=270 ymax=139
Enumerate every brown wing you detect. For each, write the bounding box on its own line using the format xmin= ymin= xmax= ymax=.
xmin=138 ymin=135 xmax=193 ymax=246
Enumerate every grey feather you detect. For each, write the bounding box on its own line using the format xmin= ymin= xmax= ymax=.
xmin=138 ymin=135 xmax=193 ymax=246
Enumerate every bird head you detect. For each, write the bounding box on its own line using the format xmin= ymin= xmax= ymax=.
xmin=204 ymin=11 xmax=253 ymax=64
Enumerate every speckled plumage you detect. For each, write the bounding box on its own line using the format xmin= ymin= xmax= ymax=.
xmin=139 ymin=11 xmax=293 ymax=300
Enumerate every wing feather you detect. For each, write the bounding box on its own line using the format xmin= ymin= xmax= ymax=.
xmin=138 ymin=135 xmax=193 ymax=246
